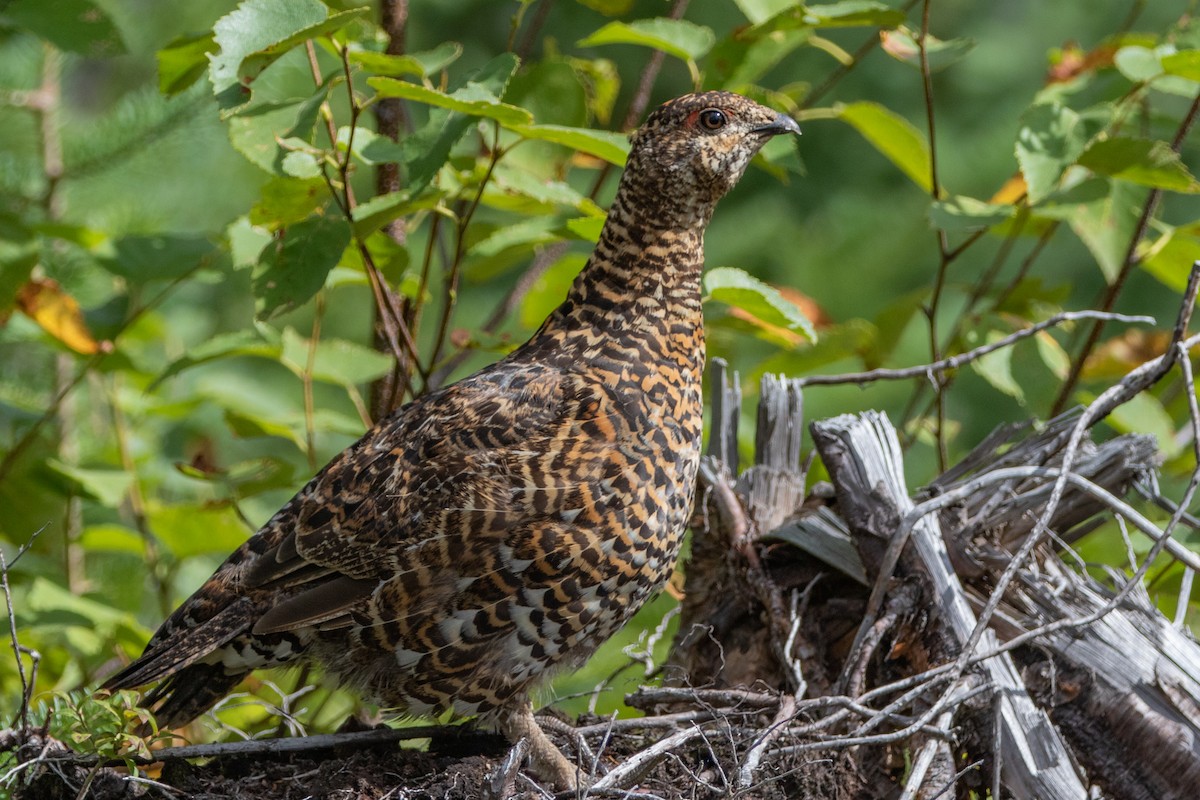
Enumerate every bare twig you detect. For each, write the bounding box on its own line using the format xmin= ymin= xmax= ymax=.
xmin=798 ymin=310 xmax=1154 ymax=387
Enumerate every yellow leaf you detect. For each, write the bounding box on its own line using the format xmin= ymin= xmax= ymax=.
xmin=991 ymin=173 xmax=1028 ymax=204
xmin=17 ymin=278 xmax=109 ymax=355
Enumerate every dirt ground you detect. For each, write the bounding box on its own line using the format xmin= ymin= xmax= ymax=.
xmin=6 ymin=721 xmax=855 ymax=800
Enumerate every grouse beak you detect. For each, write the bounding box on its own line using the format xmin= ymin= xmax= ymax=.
xmin=751 ymin=113 xmax=802 ymax=137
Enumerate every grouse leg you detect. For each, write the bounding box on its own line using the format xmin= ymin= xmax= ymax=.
xmin=499 ymin=700 xmax=581 ymax=790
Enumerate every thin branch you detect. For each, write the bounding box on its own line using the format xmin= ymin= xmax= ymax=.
xmin=797 ymin=310 xmax=1154 ymax=387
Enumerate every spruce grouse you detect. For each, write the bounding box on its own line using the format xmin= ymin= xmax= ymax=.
xmin=104 ymin=91 xmax=801 ymax=787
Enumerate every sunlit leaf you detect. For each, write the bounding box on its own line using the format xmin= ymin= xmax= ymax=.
xmin=16 ymin=278 xmax=107 ymax=355
xmin=577 ymin=18 xmax=716 ymax=63
xmin=969 ymin=330 xmax=1024 ymax=403
xmin=249 ymin=176 xmax=328 ymax=229
xmin=1078 ymin=138 xmax=1200 ymax=193
xmin=837 ymin=101 xmax=932 ymax=192
xmin=368 ymin=78 xmax=533 ymax=126
xmin=147 ymin=502 xmax=252 ymax=559
xmin=348 ymin=42 xmax=463 ymax=78
xmin=1140 ymin=225 xmax=1200 ymax=292
xmin=1015 ymin=102 xmax=1088 ymax=204
xmin=520 ymin=254 xmax=587 ymax=330
xmin=1035 ymin=330 xmax=1070 ymax=380
xmin=1162 ymin=50 xmax=1200 ymax=81
xmin=704 ymin=266 xmax=816 ymax=342
xmin=507 ymin=125 xmax=629 ymax=167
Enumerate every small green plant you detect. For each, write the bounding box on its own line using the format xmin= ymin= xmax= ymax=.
xmin=39 ymin=689 xmax=168 ymax=770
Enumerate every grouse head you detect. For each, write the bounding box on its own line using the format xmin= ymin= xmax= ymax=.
xmin=621 ymin=91 xmax=801 ymax=228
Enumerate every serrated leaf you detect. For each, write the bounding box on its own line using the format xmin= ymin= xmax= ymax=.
xmin=253 ymin=214 xmax=351 ymax=319
xmin=348 ymin=42 xmax=463 ymax=77
xmin=368 ymin=78 xmax=533 ymax=126
xmin=157 ymin=32 xmax=217 ymax=95
xmin=970 ymin=331 xmax=1024 ymax=403
xmin=210 ymin=0 xmax=329 ymax=96
xmin=1078 ymin=138 xmax=1200 ymax=193
xmin=1015 ymin=102 xmax=1087 ymax=204
xmin=507 ymin=124 xmax=629 ymax=167
xmin=211 ymin=1 xmax=367 ymax=103
xmin=703 ymin=267 xmax=816 ymax=342
xmin=577 ymin=18 xmax=716 ymax=62
xmin=838 ymin=101 xmax=932 ymax=192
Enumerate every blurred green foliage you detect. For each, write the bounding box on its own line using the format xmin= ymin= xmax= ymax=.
xmin=1 ymin=0 xmax=1199 ymax=749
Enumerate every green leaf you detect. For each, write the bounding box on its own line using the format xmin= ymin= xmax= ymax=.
xmin=837 ymin=101 xmax=932 ymax=192
xmin=1114 ymin=45 xmax=1163 ymax=82
xmin=280 ymin=328 xmax=394 ymax=386
xmin=519 ymin=254 xmax=586 ymax=330
xmin=704 ymin=267 xmax=817 ymax=342
xmin=253 ymin=214 xmax=351 ymax=320
xmin=1015 ymin=102 xmax=1088 ymax=204
xmin=281 ymin=151 xmax=322 ymax=179
xmin=153 ymin=328 xmax=282 ymax=388
xmin=43 ymin=461 xmax=132 ymax=507
xmin=210 ymin=0 xmax=328 ymax=96
xmin=351 ymin=189 xmax=445 ymax=237
xmin=348 ymin=42 xmax=463 ymax=77
xmin=395 ymin=53 xmax=521 ymax=196
xmin=969 ymin=331 xmax=1024 ymax=403
xmin=157 ymin=33 xmax=217 ymax=95
xmin=1141 ymin=225 xmax=1200 ymax=292
xmin=1035 ymin=331 xmax=1070 ymax=380
xmin=930 ymin=195 xmax=1015 ymax=230
xmin=801 ymin=1 xmax=906 ymax=28
xmin=3 ymin=0 xmax=125 ymax=57
xmin=577 ymin=18 xmax=716 ymax=62
xmin=1067 ymin=179 xmax=1145 ymax=283
xmin=507 ymin=124 xmax=629 ymax=167
xmin=249 ymin=176 xmax=328 ymax=229
xmin=1104 ymin=391 xmax=1181 ymax=459
xmin=1078 ymin=138 xmax=1200 ymax=193
xmin=147 ymin=503 xmax=251 ymax=559
xmin=1162 ymin=50 xmax=1200 ymax=81
xmin=574 ymin=0 xmax=635 ymax=14
xmin=734 ymin=0 xmax=801 ymax=25
xmin=337 ymin=126 xmax=406 ymax=165
xmin=713 ymin=28 xmax=811 ymax=90
xmin=210 ymin=1 xmax=367 ymax=103
xmin=80 ymin=524 xmax=145 ymax=556
xmin=881 ymin=27 xmax=976 ymax=72
xmin=368 ymin=78 xmax=533 ymax=126
xmin=98 ymin=235 xmax=221 ymax=284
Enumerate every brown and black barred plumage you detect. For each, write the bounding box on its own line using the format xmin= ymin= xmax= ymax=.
xmin=104 ymin=91 xmax=800 ymax=787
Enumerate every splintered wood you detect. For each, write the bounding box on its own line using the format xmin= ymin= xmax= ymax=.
xmin=669 ymin=363 xmax=1200 ymax=800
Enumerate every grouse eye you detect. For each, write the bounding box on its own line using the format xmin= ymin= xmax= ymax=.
xmin=698 ymin=108 xmax=727 ymax=131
